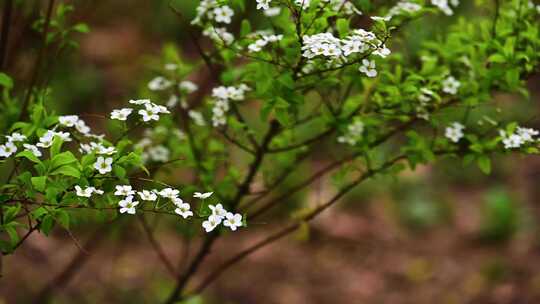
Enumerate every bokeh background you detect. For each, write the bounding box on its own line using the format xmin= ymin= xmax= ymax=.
xmin=1 ymin=0 xmax=540 ymax=303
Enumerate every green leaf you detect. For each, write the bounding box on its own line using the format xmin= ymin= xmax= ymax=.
xmin=31 ymin=176 xmax=47 ymax=192
xmin=50 ymin=151 xmax=78 ymax=170
xmin=50 ymin=165 xmax=81 ymax=178
xmin=0 ymin=72 xmax=13 ymax=89
xmin=73 ymin=23 xmax=90 ymax=33
xmin=55 ymin=210 xmax=70 ymax=229
xmin=16 ymin=150 xmax=41 ymax=164
xmin=477 ymin=156 xmax=492 ymax=174
xmin=50 ymin=136 xmax=64 ymax=158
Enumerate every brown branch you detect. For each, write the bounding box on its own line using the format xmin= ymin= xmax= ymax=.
xmin=0 ymin=0 xmax=14 ymax=70
xmin=138 ymin=215 xmax=178 ymax=278
xmin=190 ymin=154 xmax=410 ymax=295
xmin=19 ymin=0 xmax=55 ymax=121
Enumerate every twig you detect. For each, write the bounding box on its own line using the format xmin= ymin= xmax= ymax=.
xmin=138 ymin=215 xmax=178 ymax=278
xmin=19 ymin=0 xmax=55 ymax=121
xmin=0 ymin=0 xmax=14 ymax=70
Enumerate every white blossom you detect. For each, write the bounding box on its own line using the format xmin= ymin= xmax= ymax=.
xmin=499 ymin=126 xmax=539 ymax=149
xmin=203 ymin=27 xmax=234 ymax=45
xmin=445 ymin=122 xmax=465 ymax=143
xmin=359 ymin=59 xmax=377 ymax=77
xmin=148 ymin=76 xmax=172 ymax=91
xmin=115 ymin=185 xmax=135 ymax=196
xmin=129 ymin=99 xmax=152 ymax=105
xmin=94 ymin=156 xmax=113 ymax=174
xmin=147 ymin=145 xmax=170 ymax=162
xmin=189 ymin=110 xmax=206 ymax=126
xmin=111 ymin=108 xmax=133 ymax=121
xmin=179 ymin=81 xmax=199 ymax=94
xmin=256 ymin=0 xmax=271 ymax=10
xmin=6 ymin=132 xmax=26 ymax=142
xmin=193 ymin=192 xmax=213 ymax=199
xmin=442 ymin=76 xmax=461 ymax=95
xmin=337 ymin=119 xmax=364 ymax=146
xmin=23 ymin=144 xmax=42 ymax=157
xmin=209 ymin=203 xmax=227 ymax=219
xmin=223 ymin=212 xmax=243 ymax=231
xmin=202 ymin=214 xmax=222 ymax=232
xmin=159 ymin=187 xmax=180 ymax=199
xmin=431 ymin=0 xmax=459 ymax=16
xmin=0 ymin=141 xmax=17 ymax=158
xmin=138 ymin=190 xmax=158 ymax=201
xmin=118 ymin=196 xmax=139 ymax=214
xmin=213 ymin=5 xmax=234 ymax=24
xmin=75 ymin=185 xmax=103 ymax=197
xmin=175 ymin=202 xmax=194 ymax=219
xmin=264 ymin=7 xmax=281 ymax=17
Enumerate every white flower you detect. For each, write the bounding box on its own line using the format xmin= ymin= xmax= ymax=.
xmin=36 ymin=130 xmax=55 ymax=148
xmin=115 ymin=185 xmax=135 ymax=196
xmin=213 ymin=6 xmax=234 ymax=24
xmin=203 ymin=27 xmax=234 ymax=45
xmin=58 ymin=115 xmax=79 ymax=127
xmin=6 ymin=132 xmax=26 ymax=142
xmin=202 ymin=214 xmax=222 ymax=232
xmin=264 ymin=7 xmax=281 ymax=16
xmin=189 ymin=110 xmax=206 ymax=126
xmin=75 ymin=185 xmax=94 ymax=197
xmin=139 ymin=103 xmax=167 ymax=122
xmin=359 ymin=59 xmax=377 ymax=77
xmin=159 ymin=187 xmax=180 ymax=199
xmin=0 ymin=141 xmax=17 ymax=158
xmin=165 ymin=63 xmax=178 ymax=70
xmin=256 ymin=0 xmax=271 ymax=10
xmin=500 ymin=126 xmax=539 ymax=149
xmin=431 ymin=0 xmax=457 ymax=16
xmin=75 ymin=119 xmax=91 ymax=135
xmin=23 ymin=144 xmax=42 ymax=157
xmin=445 ymin=122 xmax=465 ymax=143
xmin=94 ymin=156 xmax=113 ymax=174
xmin=337 ymin=119 xmax=364 ymax=146
xmin=193 ymin=192 xmax=213 ymax=199
xmin=179 ymin=81 xmax=199 ymax=94
xmin=111 ymin=108 xmax=133 ymax=121
xmin=148 ymin=145 xmax=170 ymax=162
xmin=174 ymin=202 xmax=194 ymax=219
xmin=223 ymin=212 xmax=243 ymax=231
xmin=55 ymin=131 xmax=72 ymax=142
xmin=118 ymin=196 xmax=139 ymax=214
xmin=209 ymin=203 xmax=227 ymax=219
xmin=442 ymin=76 xmax=461 ymax=95
xmin=294 ymin=0 xmax=310 ymax=9
xmin=129 ymin=99 xmax=152 ymax=105
xmin=138 ymin=190 xmax=158 ymax=201
xmin=148 ymin=76 xmax=172 ymax=91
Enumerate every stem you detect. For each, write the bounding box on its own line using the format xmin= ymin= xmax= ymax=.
xmin=0 ymin=0 xmax=13 ymax=70
xmin=190 ymin=154 xmax=411 ymax=295
xmin=138 ymin=215 xmax=177 ymax=278
xmin=19 ymin=0 xmax=55 ymax=121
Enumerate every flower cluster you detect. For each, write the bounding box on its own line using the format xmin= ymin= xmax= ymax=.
xmin=211 ymin=84 xmax=250 ymax=127
xmin=202 ymin=203 xmax=243 ymax=232
xmin=302 ymin=29 xmax=390 ymax=71
xmin=75 ymin=185 xmax=104 ymax=197
xmin=442 ymin=76 xmax=461 ymax=95
xmin=0 ymin=132 xmax=26 ymax=158
xmin=431 ymin=0 xmax=460 ymax=16
xmin=192 ymin=0 xmax=234 ymax=25
xmin=445 ymin=122 xmax=465 ymax=143
xmin=203 ymin=27 xmax=235 ymax=45
xmin=248 ymin=34 xmax=283 ymax=53
xmin=337 ymin=119 xmax=365 ymax=146
xmin=359 ymin=59 xmax=377 ymax=77
xmin=499 ymin=127 xmax=539 ymax=149
xmin=256 ymin=0 xmax=271 ymax=10
xmin=386 ymin=1 xmax=422 ymax=19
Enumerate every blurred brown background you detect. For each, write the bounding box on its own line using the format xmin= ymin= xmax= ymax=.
xmin=1 ymin=0 xmax=540 ymax=303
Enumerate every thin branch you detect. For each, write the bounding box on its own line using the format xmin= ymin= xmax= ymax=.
xmin=138 ymin=215 xmax=178 ymax=278
xmin=19 ymin=0 xmax=55 ymax=121
xmin=0 ymin=0 xmax=14 ymax=70
xmin=190 ymin=153 xmax=412 ymax=295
